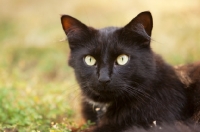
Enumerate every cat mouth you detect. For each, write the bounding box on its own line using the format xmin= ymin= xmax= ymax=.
xmin=88 ymin=87 xmax=100 ymax=95
xmin=89 ymin=87 xmax=116 ymax=96
xmin=89 ymin=90 xmax=116 ymax=102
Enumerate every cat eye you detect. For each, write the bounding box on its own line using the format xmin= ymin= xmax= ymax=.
xmin=84 ymin=55 xmax=96 ymax=66
xmin=116 ymin=54 xmax=129 ymax=65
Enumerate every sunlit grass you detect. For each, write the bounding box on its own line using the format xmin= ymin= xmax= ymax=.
xmin=0 ymin=45 xmax=80 ymax=131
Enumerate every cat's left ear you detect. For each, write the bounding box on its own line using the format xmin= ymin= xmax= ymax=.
xmin=125 ymin=11 xmax=153 ymax=37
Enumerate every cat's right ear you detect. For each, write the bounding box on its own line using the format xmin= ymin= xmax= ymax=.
xmin=61 ymin=15 xmax=92 ymax=49
xmin=61 ymin=15 xmax=87 ymax=35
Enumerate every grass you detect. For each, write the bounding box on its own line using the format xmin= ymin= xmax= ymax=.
xmin=0 ymin=45 xmax=77 ymax=131
xmin=0 ymin=0 xmax=200 ymax=131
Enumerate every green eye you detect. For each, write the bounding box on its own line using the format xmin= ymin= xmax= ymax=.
xmin=84 ymin=55 xmax=96 ymax=66
xmin=116 ymin=54 xmax=129 ymax=65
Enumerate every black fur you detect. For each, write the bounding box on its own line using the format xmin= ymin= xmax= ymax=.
xmin=61 ymin=11 xmax=200 ymax=132
xmin=175 ymin=62 xmax=200 ymax=123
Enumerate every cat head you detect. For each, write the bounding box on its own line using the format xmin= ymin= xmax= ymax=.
xmin=61 ymin=11 xmax=156 ymax=103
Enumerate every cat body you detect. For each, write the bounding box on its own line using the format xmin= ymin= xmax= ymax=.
xmin=60 ymin=11 xmax=199 ymax=132
xmin=175 ymin=62 xmax=200 ymax=123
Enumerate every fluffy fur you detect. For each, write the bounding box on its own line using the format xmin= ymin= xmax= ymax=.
xmin=60 ymin=11 xmax=200 ymax=132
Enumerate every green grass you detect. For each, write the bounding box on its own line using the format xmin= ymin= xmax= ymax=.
xmin=0 ymin=45 xmax=78 ymax=131
xmin=0 ymin=0 xmax=200 ymax=131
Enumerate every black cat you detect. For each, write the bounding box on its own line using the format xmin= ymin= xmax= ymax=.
xmin=175 ymin=62 xmax=200 ymax=123
xmin=60 ymin=11 xmax=200 ymax=132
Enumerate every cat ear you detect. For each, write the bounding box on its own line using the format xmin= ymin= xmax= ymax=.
xmin=61 ymin=15 xmax=92 ymax=49
xmin=61 ymin=15 xmax=88 ymax=35
xmin=125 ymin=11 xmax=153 ymax=37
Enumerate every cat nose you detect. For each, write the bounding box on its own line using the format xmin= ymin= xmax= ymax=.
xmin=98 ymin=76 xmax=111 ymax=85
xmin=98 ymin=66 xmax=111 ymax=85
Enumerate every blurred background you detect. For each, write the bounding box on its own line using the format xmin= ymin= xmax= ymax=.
xmin=0 ymin=0 xmax=200 ymax=131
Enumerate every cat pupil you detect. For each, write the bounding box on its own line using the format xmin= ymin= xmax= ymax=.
xmin=84 ymin=55 xmax=96 ymax=66
xmin=116 ymin=54 xmax=129 ymax=65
